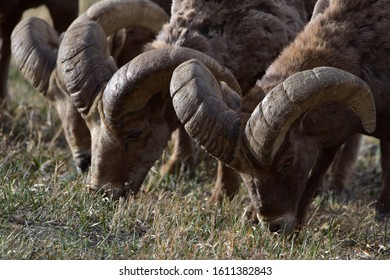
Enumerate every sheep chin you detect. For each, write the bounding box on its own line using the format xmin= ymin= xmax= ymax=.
xmin=89 ymin=168 xmax=149 ymax=200
xmin=257 ymin=212 xmax=297 ymax=235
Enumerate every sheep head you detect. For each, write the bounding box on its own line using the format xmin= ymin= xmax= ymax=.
xmin=170 ymin=59 xmax=376 ymax=234
xmin=61 ymin=22 xmax=240 ymax=197
xmin=11 ymin=17 xmax=91 ymax=172
xmin=59 ymin=0 xmax=179 ymax=197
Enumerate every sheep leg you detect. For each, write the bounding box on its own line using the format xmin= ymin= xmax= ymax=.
xmin=160 ymin=126 xmax=194 ymax=175
xmin=207 ymin=161 xmax=240 ymax=205
xmin=328 ymin=134 xmax=362 ymax=194
xmin=376 ymin=139 xmax=390 ymax=219
xmin=296 ymin=146 xmax=340 ymax=228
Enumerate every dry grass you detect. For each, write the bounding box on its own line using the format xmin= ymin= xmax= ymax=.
xmin=1 ymin=0 xmax=389 ymax=260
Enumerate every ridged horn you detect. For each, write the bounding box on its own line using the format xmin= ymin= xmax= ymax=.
xmin=79 ymin=0 xmax=169 ymax=35
xmin=58 ymin=20 xmax=116 ymax=117
xmin=11 ymin=17 xmax=59 ymax=94
xmin=169 ymin=59 xmax=241 ymax=164
xmin=58 ymin=0 xmax=169 ymax=117
xmin=102 ymin=47 xmax=241 ymax=129
xmin=244 ymin=66 xmax=376 ymax=166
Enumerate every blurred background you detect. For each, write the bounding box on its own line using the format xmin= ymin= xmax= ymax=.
xmin=22 ymin=0 xmax=100 ymax=22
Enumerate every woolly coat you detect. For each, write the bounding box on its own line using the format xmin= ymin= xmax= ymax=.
xmin=150 ymin=0 xmax=317 ymax=93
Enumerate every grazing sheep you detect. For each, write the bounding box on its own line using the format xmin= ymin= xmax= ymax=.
xmin=0 ymin=0 xmax=78 ymax=105
xmin=170 ymin=0 xmax=389 ymax=234
xmin=59 ymin=0 xmax=318 ymax=198
xmin=10 ymin=0 xmax=169 ymax=172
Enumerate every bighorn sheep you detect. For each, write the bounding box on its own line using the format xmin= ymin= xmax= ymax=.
xmin=170 ymin=0 xmax=388 ymax=234
xmin=0 ymin=0 xmax=78 ymax=105
xmin=59 ymin=0 xmax=318 ymax=198
xmin=10 ymin=0 xmax=170 ymax=172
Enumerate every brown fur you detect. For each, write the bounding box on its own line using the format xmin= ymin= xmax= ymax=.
xmin=150 ymin=0 xmax=319 ymax=203
xmin=11 ymin=0 xmax=170 ymax=173
xmin=114 ymin=0 xmax=172 ymax=65
xmin=232 ymin=0 xmax=390 ymax=232
xmin=154 ymin=0 xmax=316 ymax=93
xmin=84 ymin=0 xmax=318 ymax=199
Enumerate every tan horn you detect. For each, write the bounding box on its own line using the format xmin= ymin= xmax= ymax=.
xmin=244 ymin=66 xmax=376 ymax=166
xmin=11 ymin=17 xmax=59 ymax=94
xmin=80 ymin=0 xmax=169 ymax=35
xmin=58 ymin=20 xmax=116 ymax=117
xmin=102 ymin=47 xmax=241 ymax=129
xmin=58 ymin=0 xmax=169 ymax=117
xmin=169 ymin=59 xmax=242 ymax=164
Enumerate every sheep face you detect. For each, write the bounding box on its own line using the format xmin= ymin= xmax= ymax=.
xmin=57 ymin=0 xmax=172 ymax=192
xmin=11 ymin=17 xmax=91 ymax=172
xmin=88 ymin=92 xmax=174 ymax=198
xmin=170 ymin=59 xmax=376 ymax=234
xmin=238 ymin=129 xmax=320 ymax=234
xmin=46 ymin=74 xmax=92 ymax=172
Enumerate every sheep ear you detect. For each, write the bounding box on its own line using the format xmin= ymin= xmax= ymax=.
xmin=108 ymin=29 xmax=127 ymax=62
xmin=170 ymin=59 xmax=242 ymax=165
xmin=311 ymin=0 xmax=331 ymax=20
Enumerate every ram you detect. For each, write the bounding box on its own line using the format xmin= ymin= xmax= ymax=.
xmin=170 ymin=0 xmax=388 ymax=234
xmin=0 ymin=0 xmax=78 ymax=104
xmin=59 ymin=0 xmax=319 ymax=199
xmin=10 ymin=0 xmax=169 ymax=172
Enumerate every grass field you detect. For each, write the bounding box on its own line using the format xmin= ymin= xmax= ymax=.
xmin=1 ymin=1 xmax=389 ymax=260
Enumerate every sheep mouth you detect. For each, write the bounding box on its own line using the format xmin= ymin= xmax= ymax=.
xmin=88 ymin=179 xmax=140 ymax=199
xmin=257 ymin=212 xmax=297 ymax=235
xmin=88 ymin=168 xmax=150 ymax=200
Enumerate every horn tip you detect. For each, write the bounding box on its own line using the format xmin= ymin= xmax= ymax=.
xmin=363 ymin=121 xmax=376 ymax=134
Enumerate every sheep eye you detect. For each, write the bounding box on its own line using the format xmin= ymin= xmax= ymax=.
xmin=125 ymin=129 xmax=143 ymax=140
xmin=281 ymin=155 xmax=294 ymax=170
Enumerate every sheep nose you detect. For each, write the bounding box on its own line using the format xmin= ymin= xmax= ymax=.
xmin=263 ymin=213 xmax=297 ymax=235
xmin=75 ymin=154 xmax=91 ymax=173
xmin=268 ymin=222 xmax=282 ymax=233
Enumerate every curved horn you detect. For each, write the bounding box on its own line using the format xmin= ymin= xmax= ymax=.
xmin=244 ymin=66 xmax=376 ymax=166
xmin=102 ymin=47 xmax=241 ymax=129
xmin=11 ymin=17 xmax=59 ymax=94
xmin=79 ymin=0 xmax=169 ymax=35
xmin=59 ymin=20 xmax=116 ymax=117
xmin=59 ymin=0 xmax=169 ymax=117
xmin=169 ymin=59 xmax=241 ymax=164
